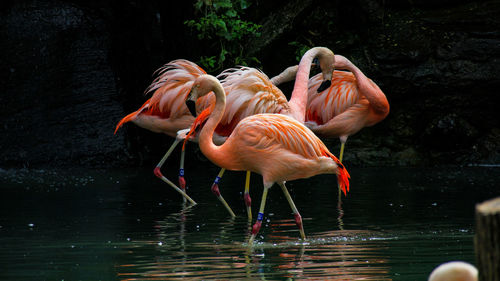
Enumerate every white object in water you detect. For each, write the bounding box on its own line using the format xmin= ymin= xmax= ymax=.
xmin=428 ymin=261 xmax=478 ymax=281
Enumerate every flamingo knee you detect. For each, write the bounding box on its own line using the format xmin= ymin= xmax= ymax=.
xmin=153 ymin=167 xmax=163 ymax=179
xmin=211 ymin=183 xmax=221 ymax=197
xmin=294 ymin=213 xmax=303 ymax=229
xmin=244 ymin=192 xmax=252 ymax=207
xmin=251 ymin=212 xmax=264 ymax=235
xmin=211 ymin=176 xmax=221 ymax=196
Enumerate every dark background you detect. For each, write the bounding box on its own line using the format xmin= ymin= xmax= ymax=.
xmin=1 ymin=0 xmax=499 ymax=168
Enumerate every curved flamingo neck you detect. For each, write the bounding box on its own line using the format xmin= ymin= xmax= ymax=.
xmin=343 ymin=61 xmax=367 ymax=84
xmin=345 ymin=61 xmax=390 ymax=117
xmin=198 ymin=79 xmax=234 ymax=169
xmin=270 ymin=65 xmax=298 ymax=86
xmin=288 ymin=51 xmax=315 ymax=123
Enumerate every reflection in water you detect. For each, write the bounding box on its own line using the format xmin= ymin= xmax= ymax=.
xmin=270 ymin=230 xmax=391 ymax=280
xmin=337 ymin=200 xmax=345 ymax=230
xmin=116 ymin=212 xmax=391 ymax=280
xmin=1 ymin=166 xmax=495 ymax=280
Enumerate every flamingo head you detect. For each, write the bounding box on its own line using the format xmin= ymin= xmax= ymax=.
xmin=315 ymin=47 xmax=335 ymax=92
xmin=186 ymin=74 xmax=218 ymax=117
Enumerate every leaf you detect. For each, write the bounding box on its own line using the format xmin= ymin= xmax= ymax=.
xmin=240 ymin=0 xmax=249 ymax=10
xmin=194 ymin=0 xmax=204 ymax=10
xmin=226 ymin=9 xmax=237 ymax=17
xmin=214 ymin=0 xmax=232 ymax=9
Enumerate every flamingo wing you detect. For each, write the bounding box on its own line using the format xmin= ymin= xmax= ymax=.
xmin=115 ymin=60 xmax=212 ymax=135
xmin=147 ymin=59 xmax=210 ymax=119
xmin=215 ymin=67 xmax=290 ymax=136
xmin=235 ymin=114 xmax=328 ymax=159
xmin=306 ymin=70 xmax=361 ymax=125
xmin=232 ymin=113 xmax=350 ymax=193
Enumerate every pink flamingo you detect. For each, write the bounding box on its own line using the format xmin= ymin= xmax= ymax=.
xmin=114 ymin=60 xmax=212 ymax=205
xmin=207 ymin=46 xmax=334 ymax=218
xmin=269 ymin=54 xmax=389 ymax=198
xmin=305 ymin=55 xmax=390 ymax=159
xmin=185 ymin=74 xmax=350 ymax=244
xmin=115 ymin=48 xmax=335 ymax=216
xmin=305 ymin=55 xmax=389 ymax=198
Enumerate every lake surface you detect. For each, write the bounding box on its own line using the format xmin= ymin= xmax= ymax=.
xmin=1 ymin=165 xmax=498 ymax=280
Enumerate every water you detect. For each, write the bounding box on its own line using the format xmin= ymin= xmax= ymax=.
xmin=0 ymin=165 xmax=498 ymax=280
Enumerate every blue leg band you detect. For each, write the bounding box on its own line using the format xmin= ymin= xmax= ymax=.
xmin=214 ymin=176 xmax=221 ymax=184
xmin=257 ymin=212 xmax=264 ymax=221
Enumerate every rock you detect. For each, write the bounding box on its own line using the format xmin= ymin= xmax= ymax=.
xmin=0 ymin=1 xmax=499 ymax=168
xmin=0 ymin=1 xmax=126 ymax=167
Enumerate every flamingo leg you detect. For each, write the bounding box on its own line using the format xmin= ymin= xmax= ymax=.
xmin=278 ymin=182 xmax=306 ymax=240
xmin=211 ymin=168 xmax=236 ymax=217
xmin=178 ymin=145 xmax=187 ymax=203
xmin=339 ymin=141 xmax=345 ymax=162
xmin=248 ymin=185 xmax=270 ymax=246
xmin=153 ymin=138 xmax=196 ymax=205
xmin=244 ymin=171 xmax=252 ymax=221
xmin=154 ymin=138 xmax=180 ymax=175
xmin=337 ymin=138 xmax=347 ymax=203
xmin=157 ymin=171 xmax=197 ymax=205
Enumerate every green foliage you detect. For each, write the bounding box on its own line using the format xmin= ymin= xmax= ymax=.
xmin=288 ymin=41 xmax=311 ymax=62
xmin=185 ymin=0 xmax=262 ymax=72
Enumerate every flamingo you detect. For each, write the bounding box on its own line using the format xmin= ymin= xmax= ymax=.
xmin=305 ymin=55 xmax=390 ymax=159
xmin=428 ymin=261 xmax=478 ymax=281
xmin=305 ymin=55 xmax=389 ymax=199
xmin=185 ymin=74 xmax=350 ymax=245
xmin=269 ymin=54 xmax=389 ymax=199
xmin=115 ymin=48 xmax=333 ymax=212
xmin=114 ymin=60 xmax=211 ymax=205
xmin=269 ymin=54 xmax=390 ymax=162
xmin=204 ymin=47 xmax=335 ymax=218
xmin=115 ymin=48 xmax=336 ymax=216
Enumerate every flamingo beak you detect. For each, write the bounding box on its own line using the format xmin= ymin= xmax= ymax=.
xmin=317 ymin=80 xmax=331 ymax=92
xmin=185 ymin=94 xmax=197 ymax=117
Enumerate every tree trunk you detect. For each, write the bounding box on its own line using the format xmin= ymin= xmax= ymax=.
xmin=475 ymin=197 xmax=500 ymax=281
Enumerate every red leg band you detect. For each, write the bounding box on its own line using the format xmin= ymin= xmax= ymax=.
xmin=153 ymin=167 xmax=162 ymax=178
xmin=244 ymin=192 xmax=252 ymax=207
xmin=211 ymin=183 xmax=221 ymax=197
xmin=294 ymin=213 xmax=303 ymax=229
xmin=251 ymin=221 xmax=262 ymax=235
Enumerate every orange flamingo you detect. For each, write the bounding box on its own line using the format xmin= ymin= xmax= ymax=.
xmin=114 ymin=60 xmax=212 ymax=205
xmin=185 ymin=74 xmax=350 ymax=245
xmin=270 ymin=54 xmax=389 ymax=198
xmin=305 ymin=55 xmax=389 ymax=197
xmin=205 ymin=47 xmax=335 ymax=218
xmin=269 ymin=55 xmax=390 ymax=161
xmin=306 ymin=55 xmax=389 ymax=157
xmin=114 ymin=49 xmax=334 ymax=214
